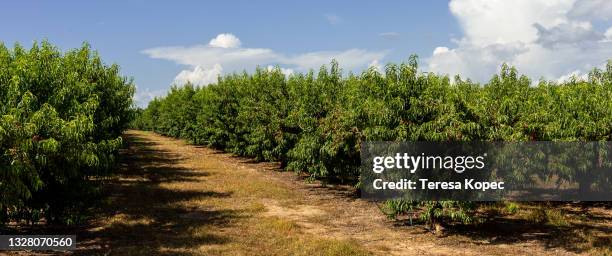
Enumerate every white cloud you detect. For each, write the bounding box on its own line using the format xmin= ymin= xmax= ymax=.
xmin=209 ymin=33 xmax=241 ymax=48
xmin=534 ymin=21 xmax=603 ymax=48
xmin=143 ymin=33 xmax=387 ymax=78
xmin=448 ymin=0 xmax=572 ymax=46
xmin=556 ymin=69 xmax=589 ymax=83
xmin=605 ymin=27 xmax=612 ymax=41
xmin=368 ymin=59 xmax=383 ymax=73
xmin=428 ymin=0 xmax=612 ymax=82
xmin=142 ymin=45 xmax=278 ymax=70
xmin=140 ymin=33 xmax=387 ymax=107
xmin=379 ymin=32 xmax=400 ymax=40
xmin=134 ymin=87 xmax=166 ymax=107
xmin=282 ymin=49 xmax=388 ymax=71
xmin=429 ymin=42 xmax=528 ymax=82
xmin=432 ymin=47 xmax=450 ymax=56
xmin=174 ymin=64 xmax=223 ymax=86
xmin=266 ymin=65 xmax=294 ymax=76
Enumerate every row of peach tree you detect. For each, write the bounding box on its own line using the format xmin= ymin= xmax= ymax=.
xmin=0 ymin=42 xmax=134 ymax=224
xmin=133 ymin=56 xmax=611 ymax=225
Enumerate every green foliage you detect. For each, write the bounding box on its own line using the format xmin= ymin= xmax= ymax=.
xmin=505 ymin=202 xmax=519 ymax=214
xmin=132 ymin=57 xmax=612 ymax=226
xmin=0 ymin=41 xmax=134 ymax=224
xmin=379 ymin=199 xmax=417 ymax=220
xmin=420 ymin=201 xmax=477 ymax=227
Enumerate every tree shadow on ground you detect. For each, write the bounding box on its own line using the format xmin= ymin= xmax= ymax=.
xmin=224 ymin=153 xmax=363 ymax=201
xmin=438 ymin=202 xmax=612 ymax=254
xmin=72 ymin=132 xmax=242 ymax=256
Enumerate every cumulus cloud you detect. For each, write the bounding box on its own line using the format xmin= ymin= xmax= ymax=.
xmin=209 ymin=33 xmax=241 ymax=48
xmin=427 ymin=0 xmax=612 ymax=82
xmin=556 ymin=69 xmax=589 ymax=83
xmin=140 ymin=33 xmax=387 ymax=107
xmin=174 ymin=64 xmax=223 ymax=86
xmin=448 ymin=0 xmax=577 ymax=46
xmin=432 ymin=47 xmax=450 ymax=56
xmin=604 ymin=27 xmax=612 ymax=41
xmin=142 ymin=45 xmax=278 ymax=70
xmin=134 ymin=87 xmax=166 ymax=107
xmin=368 ymin=59 xmax=383 ymax=73
xmin=534 ymin=22 xmax=603 ymax=48
xmin=282 ymin=49 xmax=388 ymax=71
xmin=266 ymin=66 xmax=294 ymax=76
xmin=429 ymin=42 xmax=528 ymax=82
xmin=143 ymin=33 xmax=387 ymax=83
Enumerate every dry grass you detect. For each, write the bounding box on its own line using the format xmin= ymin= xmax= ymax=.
xmin=69 ymin=130 xmax=369 ymax=256
xmin=5 ymin=130 xmax=609 ymax=256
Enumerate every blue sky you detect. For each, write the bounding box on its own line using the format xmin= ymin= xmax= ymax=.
xmin=2 ymin=1 xmax=611 ymax=106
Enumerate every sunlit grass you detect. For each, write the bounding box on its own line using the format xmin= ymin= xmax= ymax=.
xmin=84 ymin=130 xmax=371 ymax=256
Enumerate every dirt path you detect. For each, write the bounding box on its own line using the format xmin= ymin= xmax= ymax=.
xmin=54 ymin=131 xmax=605 ymax=255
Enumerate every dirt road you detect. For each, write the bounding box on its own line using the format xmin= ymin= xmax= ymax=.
xmin=57 ymin=131 xmax=603 ymax=255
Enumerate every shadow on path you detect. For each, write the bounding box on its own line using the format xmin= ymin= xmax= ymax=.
xmin=74 ymin=132 xmax=240 ymax=256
